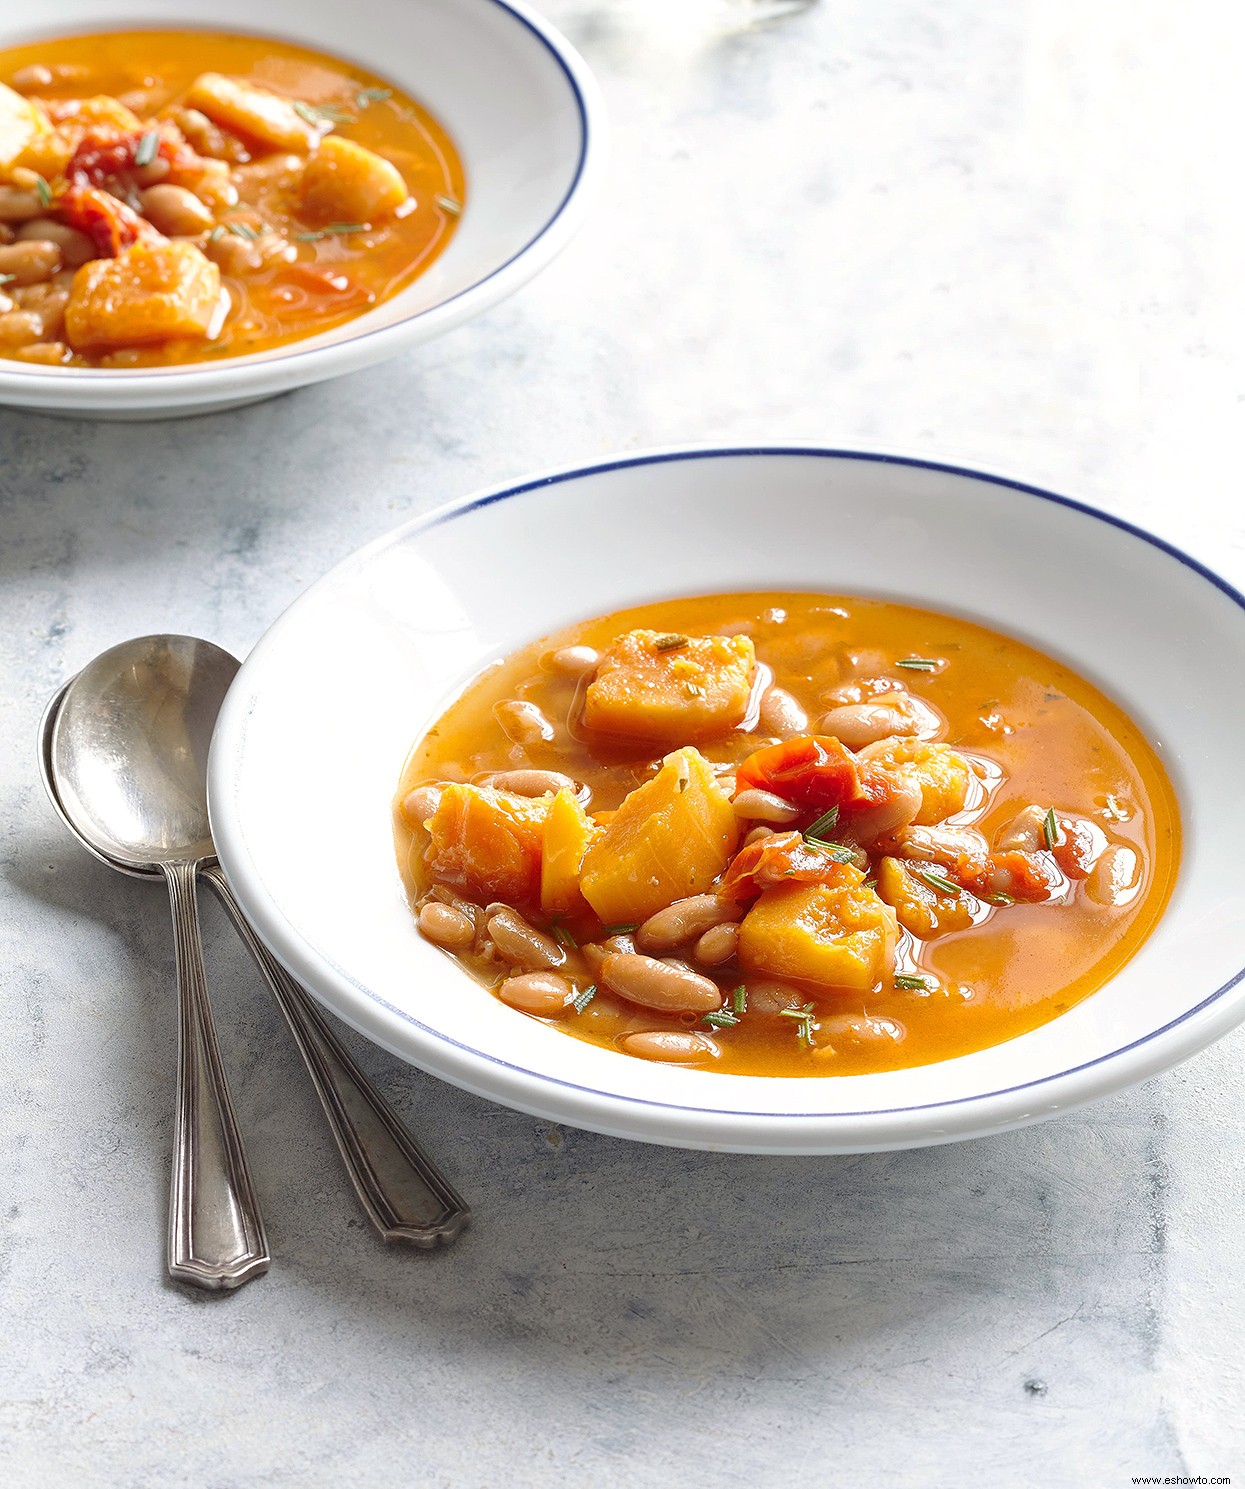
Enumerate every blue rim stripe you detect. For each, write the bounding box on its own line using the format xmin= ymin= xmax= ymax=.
xmin=0 ymin=0 xmax=593 ymax=384
xmin=240 ymin=446 xmax=1245 ymax=1122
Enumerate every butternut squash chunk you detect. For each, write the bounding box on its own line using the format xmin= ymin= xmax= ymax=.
xmin=65 ymin=239 xmax=222 ymax=349
xmin=301 ymin=135 xmax=407 ymax=223
xmin=425 ymin=784 xmax=548 ymax=906
xmin=859 ymin=739 xmax=970 ymax=825
xmin=579 ymin=747 xmax=739 ymax=923
xmin=738 ymin=881 xmax=898 ymax=993
xmin=540 ymin=788 xmax=598 ymax=915
xmin=0 ymin=82 xmax=47 ymax=171
xmin=186 ymin=72 xmax=319 ymax=152
xmin=875 ymin=856 xmax=976 ymax=938
xmin=584 ymin=630 xmax=755 ymax=743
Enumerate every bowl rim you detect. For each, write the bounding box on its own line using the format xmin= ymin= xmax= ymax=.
xmin=210 ymin=444 xmax=1245 ymax=1151
xmin=0 ymin=0 xmax=604 ymax=401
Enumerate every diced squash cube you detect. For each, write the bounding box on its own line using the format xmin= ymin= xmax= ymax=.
xmin=738 ymin=881 xmax=898 ymax=993
xmin=584 ymin=630 xmax=756 ymax=743
xmin=579 ymin=747 xmax=739 ymax=923
xmin=875 ymin=857 xmax=975 ymax=938
xmin=0 ymin=82 xmax=48 ymax=171
xmin=425 ymin=784 xmax=549 ymax=905
xmin=65 ymin=240 xmax=222 ymax=350
xmin=186 ymin=73 xmax=318 ymax=152
xmin=859 ymin=739 xmax=970 ymax=824
xmin=300 ymin=135 xmax=408 ymax=223
xmin=540 ymin=788 xmax=599 ymax=915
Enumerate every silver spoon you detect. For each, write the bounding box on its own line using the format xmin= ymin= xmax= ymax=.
xmin=41 ymin=636 xmax=469 ymax=1289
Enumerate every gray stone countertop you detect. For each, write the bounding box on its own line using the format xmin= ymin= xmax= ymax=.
xmin=3 ymin=2 xmax=1244 ymax=1484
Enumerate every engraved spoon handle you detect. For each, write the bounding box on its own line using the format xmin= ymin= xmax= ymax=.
xmin=162 ymin=859 xmax=270 ymax=1290
xmin=202 ymin=864 xmax=470 ymax=1247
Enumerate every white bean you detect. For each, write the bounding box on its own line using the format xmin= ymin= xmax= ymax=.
xmin=497 ymin=971 xmax=575 ymax=1017
xmin=140 ymin=184 xmax=214 ymax=237
xmin=758 ymin=685 xmax=808 ymax=736
xmin=494 ymin=698 xmax=555 ymax=747
xmin=401 ymin=783 xmax=443 ymax=827
xmin=892 ymin=824 xmax=989 ymax=862
xmin=1084 ymin=845 xmax=1140 ymax=907
xmin=478 ymin=769 xmax=580 ymax=799
xmin=817 ymin=1014 xmax=905 ymax=1050
xmin=542 ymin=645 xmax=599 ymax=678
xmin=600 ymin=953 xmax=722 ymax=1013
xmin=15 ymin=219 xmax=94 ymax=268
xmin=0 ymin=186 xmax=44 ymax=223
xmin=819 ymin=701 xmax=918 ymax=749
xmin=994 ymin=805 xmax=1048 ymax=853
xmin=485 ymin=907 xmax=564 ymax=970
xmin=621 ymin=1030 xmax=719 ymax=1063
xmin=694 ymin=922 xmax=739 ymax=965
xmin=635 ymin=895 xmax=741 ymax=954
xmin=732 ymin=788 xmax=802 ymax=825
xmin=417 ymin=902 xmax=475 ymax=948
xmin=843 ymin=777 xmax=924 ymax=844
xmin=0 ymin=240 xmax=60 ymax=284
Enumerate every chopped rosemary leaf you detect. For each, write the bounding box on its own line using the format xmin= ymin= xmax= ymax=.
xmin=293 ymin=100 xmax=356 ymax=126
xmin=134 ymin=129 xmax=160 ymax=168
xmin=804 ymin=805 xmax=840 ymax=840
xmin=601 ymin=923 xmax=638 ymax=935
xmin=653 ymin=633 xmax=688 ymax=652
xmin=550 ymin=921 xmax=577 ymax=949
xmin=436 ymin=194 xmax=462 ymax=216
xmin=984 ymin=892 xmax=1015 ymax=906
xmin=779 ymin=1003 xmax=817 ymax=1046
xmin=912 ymin=865 xmax=963 ymax=897
xmin=805 ymin=838 xmax=857 ymax=864
xmin=297 ymin=222 xmax=368 ymax=241
xmin=0 ymin=273 xmax=15 ymax=286
xmin=894 ymin=973 xmax=928 ymax=990
xmin=1042 ymin=807 xmax=1058 ymax=851
xmin=572 ymin=985 xmax=596 ymax=1014
xmin=702 ymin=1010 xmax=740 ymax=1029
xmin=895 ymin=657 xmax=938 ymax=671
xmin=227 ymin=221 xmax=260 ymax=240
xmin=731 ymin=985 xmax=747 ymax=1016
xmin=355 ymin=86 xmax=393 ymax=108
xmin=34 ymin=175 xmax=52 ymax=208
xmin=208 ymin=225 xmax=226 ymax=242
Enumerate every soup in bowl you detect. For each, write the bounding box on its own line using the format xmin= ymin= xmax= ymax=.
xmin=208 ymin=447 xmax=1245 ymax=1153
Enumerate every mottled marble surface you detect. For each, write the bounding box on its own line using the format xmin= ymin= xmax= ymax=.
xmin=3 ymin=2 xmax=1245 ymax=1484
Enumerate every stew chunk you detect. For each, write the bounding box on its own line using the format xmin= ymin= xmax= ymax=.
xmin=65 ymin=239 xmax=222 ymax=349
xmin=739 ymin=879 xmax=898 ymax=993
xmin=584 ymin=630 xmax=755 ymax=743
xmin=0 ymin=82 xmax=48 ymax=170
xmin=300 ymin=136 xmax=408 ymax=223
xmin=579 ymin=747 xmax=739 ymax=923
xmin=425 ymin=784 xmax=548 ymax=905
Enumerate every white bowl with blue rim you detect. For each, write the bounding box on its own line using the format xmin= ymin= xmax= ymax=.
xmin=0 ymin=0 xmax=603 ymax=419
xmin=208 ymin=446 xmax=1245 ymax=1153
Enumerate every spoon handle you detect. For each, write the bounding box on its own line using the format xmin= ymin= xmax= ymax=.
xmin=201 ymin=865 xmax=470 ymax=1248
xmin=162 ymin=860 xmax=270 ymax=1290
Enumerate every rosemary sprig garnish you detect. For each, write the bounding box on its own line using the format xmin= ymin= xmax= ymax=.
xmin=803 ymin=805 xmax=839 ymax=840
xmin=294 ymin=100 xmax=356 ymax=127
xmin=731 ymin=985 xmax=747 ymax=1016
xmin=895 ymin=657 xmax=938 ymax=671
xmin=1043 ymin=807 xmax=1058 ymax=851
xmin=893 ymin=973 xmax=928 ymax=990
xmin=436 ymin=194 xmax=462 ymax=216
xmin=653 ymin=634 xmax=688 ymax=652
xmin=34 ymin=175 xmax=52 ymax=208
xmin=779 ymin=1002 xmax=817 ymax=1046
xmin=134 ymin=129 xmax=160 ymax=168
xmin=805 ymin=840 xmax=858 ymax=864
xmin=572 ymin=984 xmax=596 ymax=1014
xmin=295 ymin=222 xmax=368 ymax=241
xmin=601 ymin=923 xmax=638 ymax=936
xmin=702 ymin=1010 xmax=740 ymax=1029
xmin=911 ymin=865 xmax=963 ymax=897
xmin=355 ymin=86 xmax=393 ymax=108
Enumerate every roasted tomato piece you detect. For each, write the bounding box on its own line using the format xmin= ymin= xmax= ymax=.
xmin=952 ymin=850 xmax=1061 ymax=904
xmin=67 ymin=125 xmax=197 ymax=188
xmin=720 ymin=830 xmax=864 ymax=902
xmin=734 ymin=735 xmax=862 ymax=811
xmin=58 ymin=184 xmax=155 ymax=257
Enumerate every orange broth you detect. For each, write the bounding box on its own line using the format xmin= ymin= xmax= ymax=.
xmin=395 ymin=594 xmax=1181 ymax=1078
